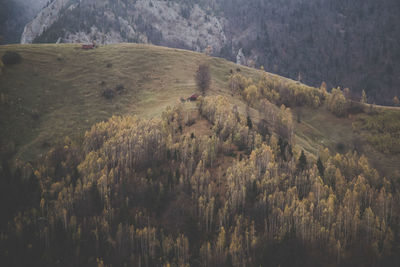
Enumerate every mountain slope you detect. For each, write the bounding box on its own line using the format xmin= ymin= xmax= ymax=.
xmin=18 ymin=0 xmax=400 ymax=105
xmin=0 ymin=43 xmax=399 ymax=177
xmin=0 ymin=43 xmax=252 ymax=161
xmin=1 ymin=43 xmax=400 ymax=266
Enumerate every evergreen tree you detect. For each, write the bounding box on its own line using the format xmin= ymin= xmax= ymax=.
xmin=297 ymin=150 xmax=307 ymax=172
xmin=246 ymin=115 xmax=253 ymax=130
xmin=317 ymin=157 xmax=324 ymax=177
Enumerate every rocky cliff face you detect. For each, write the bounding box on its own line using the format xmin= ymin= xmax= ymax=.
xmin=21 ymin=0 xmax=227 ymax=54
xmin=21 ymin=0 xmax=70 ymax=44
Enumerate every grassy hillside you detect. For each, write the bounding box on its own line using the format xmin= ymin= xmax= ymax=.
xmin=0 ymin=43 xmax=399 ymax=176
xmin=0 ymin=44 xmax=258 ymax=161
xmin=1 ymin=43 xmax=400 ymax=266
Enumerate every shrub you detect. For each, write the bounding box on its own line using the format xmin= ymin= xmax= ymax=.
xmin=2 ymin=51 xmax=22 ymax=65
xmin=185 ymin=116 xmax=196 ymax=126
xmin=336 ymin=142 xmax=346 ymax=152
xmin=102 ymin=88 xmax=115 ymax=99
xmin=347 ymin=101 xmax=365 ymax=114
xmin=30 ymin=109 xmax=40 ymax=120
xmin=229 ymin=73 xmax=252 ymax=93
xmin=116 ymin=84 xmax=125 ymax=92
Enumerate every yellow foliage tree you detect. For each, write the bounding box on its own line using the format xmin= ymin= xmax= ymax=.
xmin=361 ymin=90 xmax=367 ymax=104
xmin=244 ymin=84 xmax=259 ymax=106
xmin=327 ymin=87 xmax=347 ymax=117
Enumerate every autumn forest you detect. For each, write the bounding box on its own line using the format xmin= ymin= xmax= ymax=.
xmin=1 ymin=60 xmax=400 ymax=266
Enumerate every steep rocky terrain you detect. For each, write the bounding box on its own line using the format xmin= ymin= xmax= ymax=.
xmin=22 ymin=0 xmax=227 ymax=53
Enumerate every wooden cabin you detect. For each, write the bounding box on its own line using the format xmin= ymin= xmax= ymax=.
xmin=82 ymin=44 xmax=95 ymax=50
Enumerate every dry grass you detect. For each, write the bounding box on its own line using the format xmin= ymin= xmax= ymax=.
xmin=0 ymin=44 xmax=241 ymax=160
xmin=0 ymin=43 xmax=399 ymax=179
xmin=293 ymin=106 xmax=400 ymax=177
xmin=293 ymin=107 xmax=355 ymax=155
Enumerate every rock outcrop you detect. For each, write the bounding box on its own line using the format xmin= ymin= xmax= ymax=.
xmin=236 ymin=48 xmax=246 ymax=66
xmin=21 ymin=0 xmax=70 ymax=44
xmin=21 ymin=0 xmax=226 ymax=54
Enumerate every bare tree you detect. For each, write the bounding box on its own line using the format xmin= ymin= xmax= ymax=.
xmin=196 ymin=64 xmax=211 ymax=95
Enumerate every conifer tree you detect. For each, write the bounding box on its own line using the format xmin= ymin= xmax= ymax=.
xmin=317 ymin=157 xmax=324 ymax=177
xmin=297 ymin=150 xmax=307 ymax=172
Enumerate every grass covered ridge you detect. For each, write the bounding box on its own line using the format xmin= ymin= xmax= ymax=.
xmin=0 ymin=43 xmax=399 ymax=178
xmin=1 ymin=43 xmax=400 ymax=266
xmin=0 ymin=44 xmax=258 ymax=161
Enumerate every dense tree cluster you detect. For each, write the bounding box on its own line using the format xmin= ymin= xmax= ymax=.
xmin=1 ymin=92 xmax=399 ymax=266
xmin=229 ymin=71 xmax=384 ymax=121
xmin=354 ymin=110 xmax=400 ymax=154
xmin=229 ymin=71 xmax=325 ymax=109
xmin=1 ymin=51 xmax=21 ymax=65
xmin=327 ymin=87 xmax=348 ymax=117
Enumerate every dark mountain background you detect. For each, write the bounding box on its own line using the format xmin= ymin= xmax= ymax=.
xmin=220 ymin=0 xmax=400 ymax=105
xmin=2 ymin=0 xmax=400 ymax=104
xmin=0 ymin=0 xmax=47 ymax=43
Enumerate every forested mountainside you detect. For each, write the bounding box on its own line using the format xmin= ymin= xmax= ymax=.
xmin=1 ymin=44 xmax=400 ymax=266
xmin=11 ymin=0 xmax=400 ymax=105
xmin=220 ymin=0 xmax=400 ymax=105
xmin=0 ymin=0 xmax=47 ymax=44
xmin=2 ymin=97 xmax=398 ymax=266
